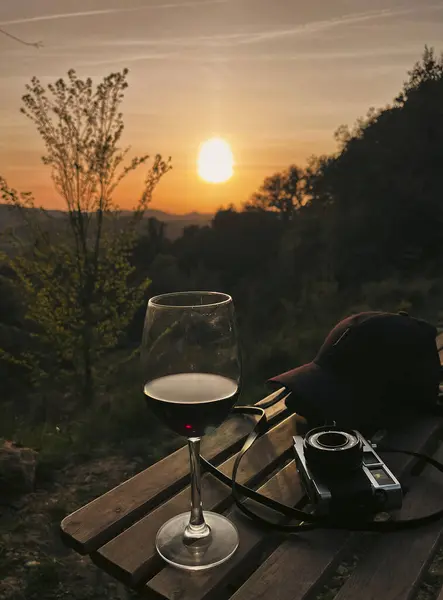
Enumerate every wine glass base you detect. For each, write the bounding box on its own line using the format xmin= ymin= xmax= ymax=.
xmin=156 ymin=511 xmax=239 ymax=571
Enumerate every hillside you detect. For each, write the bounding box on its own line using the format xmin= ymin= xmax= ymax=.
xmin=0 ymin=205 xmax=212 ymax=245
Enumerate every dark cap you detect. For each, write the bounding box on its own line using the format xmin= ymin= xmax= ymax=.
xmin=269 ymin=312 xmax=440 ymax=433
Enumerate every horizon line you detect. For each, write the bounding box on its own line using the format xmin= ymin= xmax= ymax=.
xmin=0 ymin=202 xmax=215 ymax=217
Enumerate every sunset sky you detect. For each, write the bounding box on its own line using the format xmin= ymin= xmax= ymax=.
xmin=1 ymin=0 xmax=442 ymax=214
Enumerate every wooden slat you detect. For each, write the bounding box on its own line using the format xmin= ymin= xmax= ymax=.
xmin=60 ymin=393 xmax=289 ymax=555
xmin=94 ymin=413 xmax=299 ymax=586
xmin=437 ymin=333 xmax=443 ymax=363
xmin=437 ymin=585 xmax=443 ymax=600
xmin=333 ymin=446 xmax=443 ymax=600
xmin=147 ymin=460 xmax=303 ymax=600
xmin=255 ymin=387 xmax=288 ymax=407
xmin=228 ymin=417 xmax=443 ymax=600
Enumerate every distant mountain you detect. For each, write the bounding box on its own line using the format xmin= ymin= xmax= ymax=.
xmin=120 ymin=208 xmax=212 ymax=224
xmin=0 ymin=204 xmax=64 ymax=229
xmin=121 ymin=208 xmax=213 ymax=239
xmin=0 ymin=205 xmax=213 ymax=242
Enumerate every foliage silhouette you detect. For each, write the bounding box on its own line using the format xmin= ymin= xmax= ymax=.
xmin=245 ymin=164 xmax=305 ymax=221
xmin=0 ymin=69 xmax=171 ymax=405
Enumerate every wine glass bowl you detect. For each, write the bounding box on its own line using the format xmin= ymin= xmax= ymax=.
xmin=144 ymin=372 xmax=239 ymax=438
xmin=141 ymin=291 xmax=241 ymax=571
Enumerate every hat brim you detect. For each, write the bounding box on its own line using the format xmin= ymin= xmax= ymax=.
xmin=269 ymin=362 xmax=355 ymax=427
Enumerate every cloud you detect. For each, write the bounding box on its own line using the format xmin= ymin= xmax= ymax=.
xmin=0 ymin=0 xmax=228 ymax=26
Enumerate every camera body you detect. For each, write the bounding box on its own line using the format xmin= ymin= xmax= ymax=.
xmin=293 ymin=426 xmax=403 ymax=516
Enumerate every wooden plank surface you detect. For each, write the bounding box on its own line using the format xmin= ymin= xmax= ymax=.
xmin=437 ymin=333 xmax=443 ymax=363
xmin=147 ymin=460 xmax=303 ymax=600
xmin=61 ymin=393 xmax=289 ymax=555
xmin=94 ymin=413 xmax=298 ymax=586
xmin=228 ymin=417 xmax=443 ymax=600
xmin=333 ymin=446 xmax=443 ymax=600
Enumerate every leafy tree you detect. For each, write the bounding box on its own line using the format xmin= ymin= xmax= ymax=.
xmin=0 ymin=267 xmax=30 ymax=399
xmin=305 ymin=46 xmax=443 ymax=287
xmin=396 ymin=45 xmax=443 ymax=105
xmin=175 ymin=207 xmax=284 ymax=291
xmin=246 ymin=164 xmax=305 ymax=221
xmin=0 ymin=69 xmax=171 ymax=404
xmin=132 ymin=217 xmax=170 ymax=272
xmin=304 ymin=154 xmax=335 ymax=207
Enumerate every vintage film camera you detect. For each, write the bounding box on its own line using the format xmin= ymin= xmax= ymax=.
xmin=293 ymin=426 xmax=403 ymax=517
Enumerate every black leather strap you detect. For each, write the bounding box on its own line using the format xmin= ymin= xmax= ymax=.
xmin=200 ymin=405 xmax=443 ymax=533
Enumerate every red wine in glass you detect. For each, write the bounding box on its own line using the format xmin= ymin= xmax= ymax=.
xmin=144 ymin=372 xmax=239 ymax=437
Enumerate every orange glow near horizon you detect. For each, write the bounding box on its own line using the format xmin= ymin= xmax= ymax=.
xmin=0 ymin=139 xmax=333 ymax=214
xmin=1 ymin=1 xmax=441 ymax=215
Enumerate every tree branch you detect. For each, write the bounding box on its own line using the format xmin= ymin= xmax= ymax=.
xmin=0 ymin=27 xmax=42 ymax=48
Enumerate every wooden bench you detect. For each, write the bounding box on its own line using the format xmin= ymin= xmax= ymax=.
xmin=60 ymin=339 xmax=443 ymax=600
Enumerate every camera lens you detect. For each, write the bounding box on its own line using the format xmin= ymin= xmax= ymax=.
xmin=316 ymin=432 xmax=349 ymax=449
xmin=304 ymin=426 xmax=363 ymax=476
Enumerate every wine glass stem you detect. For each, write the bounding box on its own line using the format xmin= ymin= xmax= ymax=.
xmin=185 ymin=437 xmax=210 ymax=540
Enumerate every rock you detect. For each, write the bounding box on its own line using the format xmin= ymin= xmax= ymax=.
xmin=0 ymin=441 xmax=38 ymax=495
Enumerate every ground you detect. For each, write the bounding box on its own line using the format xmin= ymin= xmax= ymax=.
xmin=0 ymin=454 xmax=145 ymax=600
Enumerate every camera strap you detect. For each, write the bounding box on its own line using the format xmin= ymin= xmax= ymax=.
xmin=200 ymin=405 xmax=443 ymax=533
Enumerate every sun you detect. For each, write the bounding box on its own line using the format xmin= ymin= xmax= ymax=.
xmin=197 ymin=137 xmax=234 ymax=184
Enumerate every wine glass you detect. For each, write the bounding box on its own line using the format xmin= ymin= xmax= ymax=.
xmin=141 ymin=291 xmax=241 ymax=571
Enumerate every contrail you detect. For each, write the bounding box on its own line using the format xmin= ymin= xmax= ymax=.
xmin=72 ymin=44 xmax=424 ymax=68
xmin=233 ymin=46 xmax=426 ymax=61
xmin=76 ymin=53 xmax=180 ymax=68
xmin=69 ymin=4 xmax=442 ymax=51
xmin=229 ymin=6 xmax=435 ymax=46
xmin=0 ymin=0 xmax=228 ymax=26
